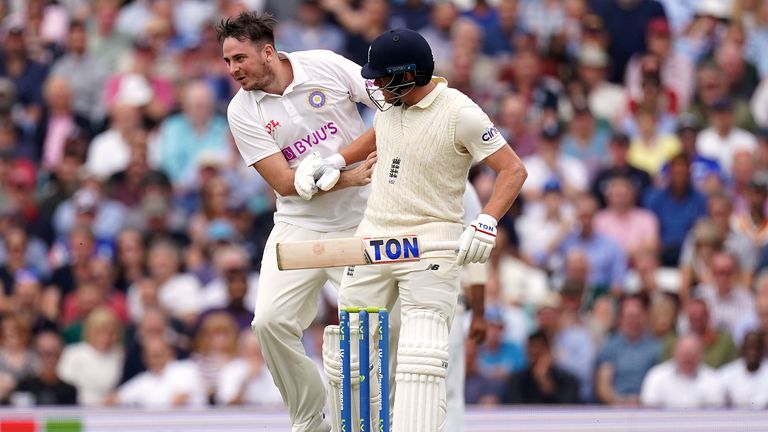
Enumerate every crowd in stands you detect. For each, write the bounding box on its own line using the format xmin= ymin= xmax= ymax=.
xmin=0 ymin=0 xmax=767 ymax=409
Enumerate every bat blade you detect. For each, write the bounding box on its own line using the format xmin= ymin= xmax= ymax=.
xmin=276 ymin=235 xmax=424 ymax=270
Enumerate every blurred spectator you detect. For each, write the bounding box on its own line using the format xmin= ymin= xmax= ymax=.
xmin=277 ymin=0 xmax=345 ymax=52
xmin=731 ymin=178 xmax=768 ymax=248
xmin=111 ymin=336 xmax=206 ymax=408
xmin=733 ymin=277 xmax=768 ymax=345
xmin=719 ymin=330 xmax=768 ymax=408
xmin=696 ymin=96 xmax=758 ymax=177
xmin=0 ymin=315 xmax=37 ymax=402
xmin=670 ymin=298 xmax=738 ymax=368
xmin=215 ymin=330 xmax=283 ymax=406
xmin=576 ymin=43 xmax=627 ymax=124
xmin=487 ymin=226 xmax=549 ymax=309
xmin=120 ymin=307 xmax=189 ymax=384
xmin=128 ymin=239 xmax=202 ymax=325
xmin=36 ymin=76 xmax=91 ymax=170
xmin=561 ymin=104 xmax=611 ymax=177
xmin=728 ymin=150 xmax=759 ymax=214
xmin=11 ymin=331 xmax=77 ymax=406
xmin=420 ymin=1 xmax=458 ymax=73
xmin=625 ymin=18 xmax=695 ymax=110
xmin=87 ymin=0 xmax=133 ymax=73
xmin=640 ymin=334 xmax=724 ymax=407
xmin=112 ymin=229 xmax=146 ymax=293
xmin=659 ymin=113 xmax=723 ymax=193
xmin=85 ymin=103 xmax=143 ymax=181
xmin=0 ymin=24 xmax=49 ymax=129
xmin=45 ymin=226 xmax=95 ymax=297
xmin=689 ymin=63 xmax=756 ymax=132
xmin=595 ymin=295 xmax=661 ymax=406
xmin=591 ymin=132 xmax=652 ymax=208
xmin=696 ymin=251 xmax=756 ymax=341
xmin=50 ymin=20 xmax=108 ymax=130
xmin=495 ymin=94 xmax=538 ymax=159
xmin=4 ymin=159 xmax=40 ymax=225
xmin=156 ymin=80 xmax=231 ymax=187
xmin=502 ymin=330 xmax=580 ymax=404
xmin=626 ymin=107 xmax=681 ymax=175
xmin=57 ymin=307 xmax=124 ymax=406
xmin=644 ymin=153 xmax=708 ymax=266
xmin=52 ymin=182 xmax=127 ymax=242
xmin=536 ymin=193 xmax=627 ymax=296
xmin=322 ymin=0 xmax=392 ymax=66
xmin=594 ymin=175 xmax=659 ymax=256
xmin=475 ymin=307 xmax=526 ymax=383
xmin=0 ymin=227 xmax=48 ymax=297
xmin=522 ymin=123 xmax=588 ymax=200
xmin=60 ymin=256 xmax=129 ymax=331
xmin=648 ymin=292 xmax=679 ymax=348
xmin=588 ymin=0 xmax=667 ymax=83
xmin=191 ymin=312 xmax=238 ymax=401
xmin=677 ymin=219 xmax=725 ymax=302
xmin=199 ymin=245 xmax=258 ymax=326
xmin=464 ymin=337 xmax=502 ymax=405
xmin=501 ymin=48 xmax=562 ymax=127
xmin=624 ymin=248 xmax=680 ymax=295
xmin=714 ymin=40 xmax=760 ymax=101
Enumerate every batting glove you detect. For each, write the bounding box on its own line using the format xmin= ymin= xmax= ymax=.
xmin=294 ymin=152 xmax=323 ymax=200
xmin=313 ymin=153 xmax=345 ymax=191
xmin=456 ymin=214 xmax=497 ymax=265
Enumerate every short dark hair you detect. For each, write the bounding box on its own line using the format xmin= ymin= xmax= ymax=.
xmin=215 ymin=11 xmax=277 ymax=47
xmin=528 ymin=330 xmax=550 ymax=347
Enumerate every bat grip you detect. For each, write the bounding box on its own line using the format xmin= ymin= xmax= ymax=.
xmin=421 ymin=241 xmax=459 ymax=253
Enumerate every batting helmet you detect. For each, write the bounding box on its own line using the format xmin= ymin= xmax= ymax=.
xmin=361 ymin=28 xmax=434 ymax=86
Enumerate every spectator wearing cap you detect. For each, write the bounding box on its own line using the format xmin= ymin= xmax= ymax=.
xmin=644 ymin=153 xmax=708 ymax=266
xmin=475 ymin=307 xmax=526 ymax=383
xmin=719 ymin=331 xmax=768 ymax=408
xmin=52 ymin=183 xmax=127 ymax=242
xmin=640 ymin=334 xmax=725 ymax=408
xmin=36 ymin=76 xmax=91 ymax=169
xmin=625 ymin=18 xmax=695 ymax=110
xmin=11 ymin=331 xmax=77 ymax=406
xmin=594 ymin=174 xmax=660 ymax=257
xmin=627 ymin=106 xmax=682 ymax=176
xmin=591 ymin=132 xmax=652 ymax=208
xmin=277 ymin=0 xmax=346 ymax=53
xmin=595 ymin=294 xmax=661 ymax=406
xmin=576 ymin=43 xmax=627 ymax=124
xmin=536 ymin=193 xmax=628 ymax=297
xmin=561 ymin=104 xmax=612 ymax=178
xmin=50 ymin=20 xmax=109 ymax=130
xmin=0 ymin=24 xmax=49 ymax=127
xmin=156 ymin=80 xmax=231 ymax=187
xmin=732 ymin=177 xmax=768 ymax=247
xmin=659 ymin=114 xmax=723 ymax=193
xmin=521 ymin=123 xmax=589 ymax=201
xmin=85 ymin=103 xmax=144 ymax=181
xmin=588 ymin=0 xmax=667 ymax=83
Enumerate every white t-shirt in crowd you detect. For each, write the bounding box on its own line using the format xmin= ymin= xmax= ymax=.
xmin=521 ymin=154 xmax=588 ymax=196
xmin=718 ymin=359 xmax=768 ymax=409
xmin=200 ymin=273 xmax=260 ymax=312
xmin=227 ymin=50 xmax=374 ymax=232
xmin=640 ymin=361 xmax=725 ymax=408
xmin=695 ymin=127 xmax=757 ymax=176
xmin=117 ymin=360 xmax=207 ymax=408
xmin=215 ymin=358 xmax=284 ymax=406
xmin=57 ymin=342 xmax=124 ymax=406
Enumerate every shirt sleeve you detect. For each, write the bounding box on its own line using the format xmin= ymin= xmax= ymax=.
xmin=227 ymin=97 xmax=281 ymax=166
xmin=329 ymin=52 xmax=376 ymax=110
xmin=454 ymin=104 xmax=507 ymax=162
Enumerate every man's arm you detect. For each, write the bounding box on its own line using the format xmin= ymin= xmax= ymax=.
xmin=339 ymin=129 xmax=376 ymax=165
xmin=481 ymin=145 xmax=528 ymax=220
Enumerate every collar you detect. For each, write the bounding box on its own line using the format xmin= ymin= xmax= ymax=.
xmin=251 ymin=51 xmax=310 ymax=102
xmin=411 ymin=77 xmax=448 ymax=109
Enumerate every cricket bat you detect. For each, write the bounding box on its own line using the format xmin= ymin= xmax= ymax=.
xmin=276 ymin=235 xmax=458 ymax=270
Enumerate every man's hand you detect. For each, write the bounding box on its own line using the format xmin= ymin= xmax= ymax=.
xmin=294 ymin=153 xmax=323 ymax=200
xmin=313 ymin=153 xmax=346 ymax=191
xmin=344 ymin=151 xmax=377 ymax=187
xmin=457 ymin=214 xmax=497 ymax=265
xmin=468 ymin=312 xmax=487 ymax=345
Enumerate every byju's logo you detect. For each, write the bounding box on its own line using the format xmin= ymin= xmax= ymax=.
xmin=482 ymin=126 xmax=499 ymax=142
xmin=389 ymin=157 xmax=401 ymax=184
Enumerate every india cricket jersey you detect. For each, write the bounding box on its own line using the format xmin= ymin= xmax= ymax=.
xmin=228 ymin=50 xmax=374 ymax=232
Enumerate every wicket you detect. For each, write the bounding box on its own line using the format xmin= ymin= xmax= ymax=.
xmin=339 ymin=307 xmax=389 ymax=432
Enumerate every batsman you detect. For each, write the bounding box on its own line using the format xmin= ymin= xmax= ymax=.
xmin=320 ymin=29 xmax=527 ymax=431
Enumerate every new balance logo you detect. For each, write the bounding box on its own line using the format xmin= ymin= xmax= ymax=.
xmin=426 ymin=264 xmax=440 ymax=271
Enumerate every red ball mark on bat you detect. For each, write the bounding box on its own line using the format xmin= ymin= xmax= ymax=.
xmin=312 ymin=243 xmax=325 ymax=255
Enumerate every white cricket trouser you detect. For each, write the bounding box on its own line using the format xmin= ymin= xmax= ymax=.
xmin=338 ymin=256 xmax=460 ymax=432
xmin=253 ymin=222 xmax=355 ymax=432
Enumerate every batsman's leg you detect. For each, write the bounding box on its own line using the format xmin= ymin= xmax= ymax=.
xmin=444 ymin=303 xmax=466 ymax=432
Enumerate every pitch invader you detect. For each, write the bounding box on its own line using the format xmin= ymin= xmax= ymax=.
xmin=217 ymin=12 xmax=378 ymax=432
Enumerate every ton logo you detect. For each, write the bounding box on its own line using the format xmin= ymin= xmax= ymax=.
xmin=366 ymin=237 xmax=420 ymax=262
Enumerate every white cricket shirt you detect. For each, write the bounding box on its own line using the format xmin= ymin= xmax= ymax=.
xmin=227 ymin=50 xmax=373 ymax=232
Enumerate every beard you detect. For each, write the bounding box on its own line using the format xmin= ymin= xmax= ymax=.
xmin=245 ymin=61 xmax=275 ymax=92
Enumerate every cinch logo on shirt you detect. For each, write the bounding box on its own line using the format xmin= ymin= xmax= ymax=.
xmin=482 ymin=126 xmax=499 ymax=142
xmin=281 ymin=122 xmax=340 ymax=162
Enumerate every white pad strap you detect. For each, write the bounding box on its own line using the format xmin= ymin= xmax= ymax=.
xmin=393 ymin=310 xmax=450 ymax=432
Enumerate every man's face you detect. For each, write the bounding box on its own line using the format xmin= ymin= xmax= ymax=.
xmin=372 ymin=76 xmax=400 ymax=105
xmin=223 ymin=38 xmax=275 ymax=91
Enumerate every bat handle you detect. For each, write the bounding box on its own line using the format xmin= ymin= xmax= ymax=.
xmin=421 ymin=241 xmax=459 ymax=253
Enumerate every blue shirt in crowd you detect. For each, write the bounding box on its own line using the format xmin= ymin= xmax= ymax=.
xmin=643 ymin=186 xmax=708 ymax=249
xmin=596 ymin=332 xmax=661 ymax=397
